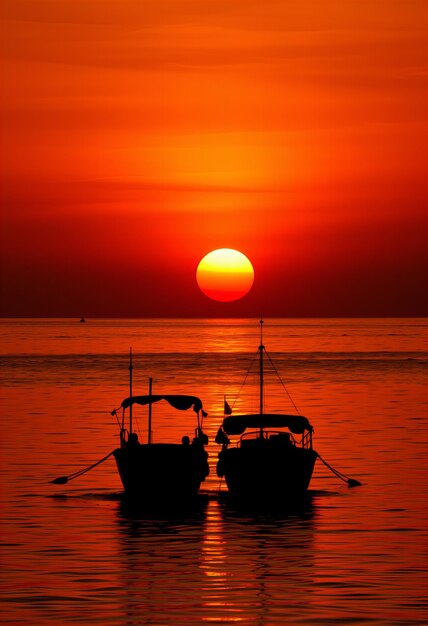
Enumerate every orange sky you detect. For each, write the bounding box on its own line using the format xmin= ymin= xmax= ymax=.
xmin=1 ymin=0 xmax=427 ymax=317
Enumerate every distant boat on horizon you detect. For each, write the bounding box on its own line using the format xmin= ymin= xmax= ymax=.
xmin=79 ymin=317 xmax=86 ymax=323
xmin=215 ymin=320 xmax=318 ymax=502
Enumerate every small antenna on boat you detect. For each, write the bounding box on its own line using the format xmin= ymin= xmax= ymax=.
xmin=148 ymin=377 xmax=153 ymax=444
xmin=129 ymin=347 xmax=133 ymax=435
xmin=259 ymin=317 xmax=264 ymax=427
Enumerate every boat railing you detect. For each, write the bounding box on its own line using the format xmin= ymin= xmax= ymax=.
xmin=239 ymin=429 xmax=313 ymax=449
xmin=302 ymin=429 xmax=313 ymax=449
xmin=240 ymin=430 xmax=298 ymax=447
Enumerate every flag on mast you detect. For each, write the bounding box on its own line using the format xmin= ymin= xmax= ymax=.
xmin=224 ymin=397 xmax=232 ymax=415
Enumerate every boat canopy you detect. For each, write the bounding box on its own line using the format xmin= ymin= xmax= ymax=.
xmin=221 ymin=413 xmax=312 ymax=435
xmin=116 ymin=395 xmax=208 ymax=417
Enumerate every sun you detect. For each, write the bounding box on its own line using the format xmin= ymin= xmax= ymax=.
xmin=196 ymin=248 xmax=254 ymax=302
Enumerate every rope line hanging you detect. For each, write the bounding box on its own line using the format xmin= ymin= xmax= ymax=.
xmin=264 ymin=349 xmax=301 ymax=415
xmin=50 ymin=451 xmax=114 ymax=485
xmin=317 ymin=453 xmax=362 ymax=487
xmin=231 ymin=346 xmax=302 ymax=416
xmin=230 ymin=348 xmax=260 ymax=412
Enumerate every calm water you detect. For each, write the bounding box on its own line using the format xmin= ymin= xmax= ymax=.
xmin=1 ymin=318 xmax=427 ymax=625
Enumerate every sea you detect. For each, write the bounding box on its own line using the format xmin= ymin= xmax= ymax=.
xmin=0 ymin=318 xmax=427 ymax=625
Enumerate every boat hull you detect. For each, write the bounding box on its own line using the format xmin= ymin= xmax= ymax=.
xmin=114 ymin=443 xmax=209 ymax=503
xmin=218 ymin=442 xmax=317 ymax=501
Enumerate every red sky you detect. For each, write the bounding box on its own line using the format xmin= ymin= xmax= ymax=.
xmin=1 ymin=0 xmax=427 ymax=317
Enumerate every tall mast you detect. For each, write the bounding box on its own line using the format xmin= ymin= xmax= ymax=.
xmin=148 ymin=377 xmax=153 ymax=444
xmin=129 ymin=347 xmax=133 ymax=435
xmin=259 ymin=318 xmax=264 ymax=437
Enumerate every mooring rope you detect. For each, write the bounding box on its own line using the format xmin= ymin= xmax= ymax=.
xmin=317 ymin=453 xmax=362 ymax=487
xmin=50 ymin=450 xmax=115 ymax=485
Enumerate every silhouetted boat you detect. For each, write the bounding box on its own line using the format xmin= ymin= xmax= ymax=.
xmin=111 ymin=351 xmax=209 ymax=503
xmin=215 ymin=321 xmax=317 ymax=502
xmin=80 ymin=317 xmax=86 ymax=323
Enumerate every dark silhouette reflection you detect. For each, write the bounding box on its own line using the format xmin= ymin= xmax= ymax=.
xmin=218 ymin=489 xmax=317 ymax=518
xmin=207 ymin=494 xmax=318 ymax=623
xmin=117 ymin=491 xmax=210 ymax=524
xmin=114 ymin=492 xmax=318 ymax=624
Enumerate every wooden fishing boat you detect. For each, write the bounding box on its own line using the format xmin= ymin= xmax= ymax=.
xmin=215 ymin=321 xmax=318 ymax=502
xmin=112 ymin=351 xmax=209 ymax=503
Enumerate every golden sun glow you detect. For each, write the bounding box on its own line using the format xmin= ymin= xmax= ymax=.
xmin=196 ymin=248 xmax=254 ymax=302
